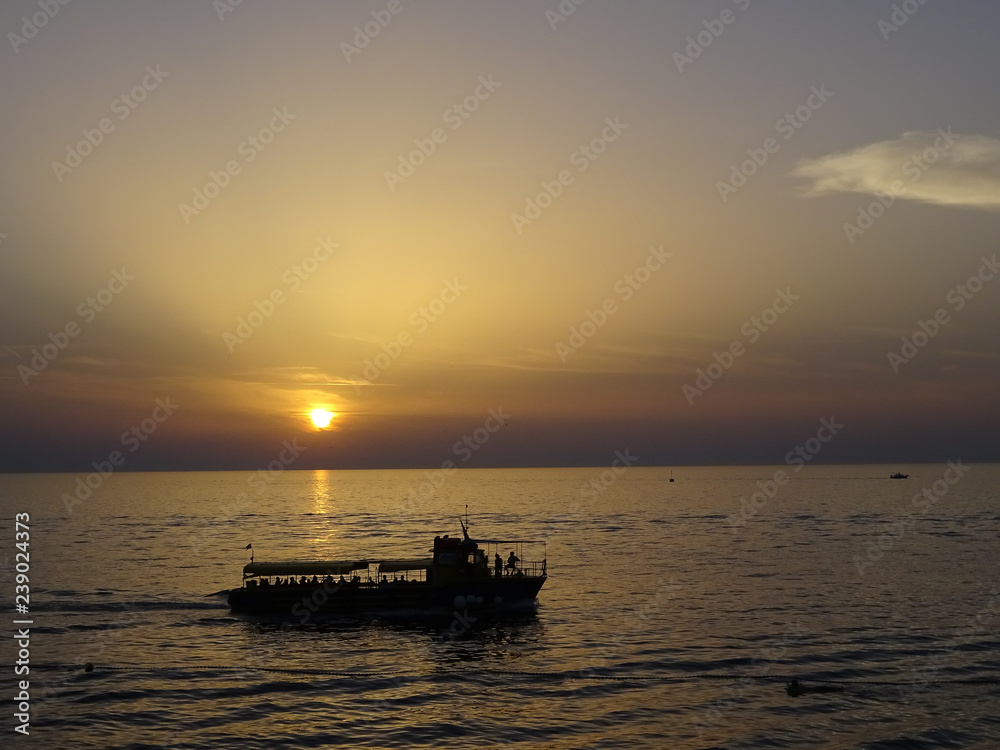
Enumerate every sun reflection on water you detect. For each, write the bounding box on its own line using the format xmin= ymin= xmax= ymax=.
xmin=307 ymin=469 xmax=336 ymax=553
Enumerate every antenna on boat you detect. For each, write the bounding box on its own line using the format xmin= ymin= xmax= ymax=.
xmin=459 ymin=508 xmax=470 ymax=542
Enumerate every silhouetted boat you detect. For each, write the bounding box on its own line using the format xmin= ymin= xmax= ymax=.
xmin=890 ymin=472 xmax=908 ymax=479
xmin=228 ymin=521 xmax=547 ymax=617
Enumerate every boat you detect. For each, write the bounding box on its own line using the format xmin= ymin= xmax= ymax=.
xmin=890 ymin=472 xmax=908 ymax=479
xmin=227 ymin=520 xmax=547 ymax=618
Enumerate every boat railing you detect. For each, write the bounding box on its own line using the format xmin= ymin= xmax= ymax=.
xmin=507 ymin=559 xmax=546 ymax=577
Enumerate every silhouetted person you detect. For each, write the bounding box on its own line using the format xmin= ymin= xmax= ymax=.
xmin=505 ymin=551 xmax=520 ymax=575
xmin=494 ymin=553 xmax=502 ymax=577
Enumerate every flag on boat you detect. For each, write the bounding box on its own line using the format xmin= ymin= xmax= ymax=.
xmin=245 ymin=543 xmax=252 ymax=550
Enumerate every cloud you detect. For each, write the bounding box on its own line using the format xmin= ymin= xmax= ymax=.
xmin=793 ymin=131 xmax=1000 ymax=210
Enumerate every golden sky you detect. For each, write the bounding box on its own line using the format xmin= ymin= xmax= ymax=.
xmin=1 ymin=1 xmax=998 ymax=470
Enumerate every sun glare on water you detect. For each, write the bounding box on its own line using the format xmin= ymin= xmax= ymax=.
xmin=310 ymin=409 xmax=334 ymax=429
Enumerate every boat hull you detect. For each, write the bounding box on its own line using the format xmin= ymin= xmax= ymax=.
xmin=228 ymin=576 xmax=546 ymax=618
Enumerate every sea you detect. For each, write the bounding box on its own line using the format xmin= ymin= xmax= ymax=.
xmin=2 ymin=464 xmax=999 ymax=749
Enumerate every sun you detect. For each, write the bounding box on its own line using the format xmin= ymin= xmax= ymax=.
xmin=310 ymin=409 xmax=335 ymax=429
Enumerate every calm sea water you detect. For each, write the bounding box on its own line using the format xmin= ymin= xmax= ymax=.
xmin=2 ymin=464 xmax=999 ymax=749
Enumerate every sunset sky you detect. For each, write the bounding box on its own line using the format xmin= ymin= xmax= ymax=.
xmin=1 ymin=0 xmax=998 ymax=471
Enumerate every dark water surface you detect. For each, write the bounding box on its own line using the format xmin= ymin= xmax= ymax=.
xmin=2 ymin=464 xmax=999 ymax=748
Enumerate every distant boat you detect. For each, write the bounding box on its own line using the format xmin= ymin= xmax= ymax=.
xmin=669 ymin=470 xmax=675 ymax=483
xmin=890 ymin=472 xmax=908 ymax=479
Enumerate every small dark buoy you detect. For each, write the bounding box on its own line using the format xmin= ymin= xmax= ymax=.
xmin=786 ymin=679 xmax=842 ymax=697
xmin=85 ymin=663 xmax=94 ymax=672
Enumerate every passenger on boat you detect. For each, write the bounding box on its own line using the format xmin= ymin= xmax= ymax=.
xmin=311 ymin=575 xmax=319 ymax=585
xmin=505 ymin=551 xmax=520 ymax=575
xmin=494 ymin=553 xmax=503 ymax=578
xmin=338 ymin=575 xmax=346 ymax=584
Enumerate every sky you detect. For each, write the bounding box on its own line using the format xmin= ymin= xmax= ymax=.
xmin=1 ymin=0 xmax=998 ymax=472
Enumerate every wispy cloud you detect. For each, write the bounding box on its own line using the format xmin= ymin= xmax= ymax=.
xmin=793 ymin=131 xmax=1000 ymax=210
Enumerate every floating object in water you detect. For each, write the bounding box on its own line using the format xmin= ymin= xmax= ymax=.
xmin=786 ymin=679 xmax=844 ymax=697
